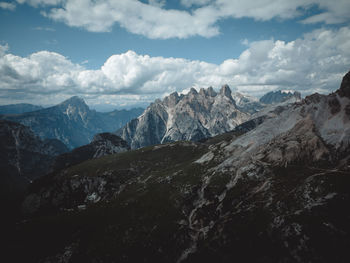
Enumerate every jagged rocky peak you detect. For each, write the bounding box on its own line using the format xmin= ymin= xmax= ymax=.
xmin=163 ymin=91 xmax=181 ymax=107
xmin=220 ymin=84 xmax=232 ymax=98
xmin=189 ymin=87 xmax=198 ymax=95
xmin=199 ymin=86 xmax=217 ymax=97
xmin=338 ymin=70 xmax=350 ymax=98
xmin=207 ymin=86 xmax=217 ymax=97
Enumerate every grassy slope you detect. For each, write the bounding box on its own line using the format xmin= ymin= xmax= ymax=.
xmin=8 ymin=141 xmax=211 ymax=262
xmin=5 ymin=133 xmax=350 ymax=263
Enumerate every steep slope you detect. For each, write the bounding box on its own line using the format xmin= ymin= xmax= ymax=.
xmin=0 ymin=97 xmax=143 ymax=149
xmin=0 ymin=120 xmax=68 ymax=182
xmin=0 ymin=120 xmax=68 ymax=221
xmin=15 ymin=72 xmax=350 ymax=263
xmin=0 ymin=103 xmax=43 ymax=114
xmin=117 ymin=85 xmax=250 ymax=149
xmin=52 ymin=133 xmax=130 ymax=171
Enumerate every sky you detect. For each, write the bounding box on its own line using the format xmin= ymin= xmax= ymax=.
xmin=0 ymin=0 xmax=350 ymax=110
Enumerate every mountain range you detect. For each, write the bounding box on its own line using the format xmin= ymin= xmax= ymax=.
xmin=259 ymin=90 xmax=301 ymax=104
xmin=117 ymin=85 xmax=301 ymax=149
xmin=8 ymin=72 xmax=350 ymax=262
xmin=0 ymin=97 xmax=143 ymax=149
xmin=0 ymin=103 xmax=44 ymax=114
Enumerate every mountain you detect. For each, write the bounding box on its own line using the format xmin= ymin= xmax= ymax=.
xmin=231 ymin=92 xmax=265 ymax=114
xmin=0 ymin=103 xmax=43 ymax=114
xmin=15 ymin=72 xmax=350 ymax=262
xmin=259 ymin=90 xmax=301 ymax=104
xmin=52 ymin=133 xmax=130 ymax=171
xmin=0 ymin=120 xmax=68 ymax=182
xmin=0 ymin=120 xmax=68 ymax=220
xmin=117 ymin=85 xmax=250 ymax=149
xmin=0 ymin=96 xmax=143 ymax=149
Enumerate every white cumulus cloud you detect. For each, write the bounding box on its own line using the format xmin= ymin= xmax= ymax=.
xmin=11 ymin=0 xmax=350 ymax=39
xmin=0 ymin=1 xmax=16 ymax=10
xmin=0 ymin=26 xmax=349 ymax=107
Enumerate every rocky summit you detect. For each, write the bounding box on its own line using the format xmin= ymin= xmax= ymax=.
xmin=117 ymin=85 xmax=251 ymax=149
xmin=11 ymin=72 xmax=350 ymax=263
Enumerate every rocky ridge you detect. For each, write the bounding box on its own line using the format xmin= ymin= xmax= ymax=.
xmin=259 ymin=90 xmax=301 ymax=104
xmin=52 ymin=133 xmax=130 ymax=171
xmin=117 ymin=85 xmax=250 ymax=149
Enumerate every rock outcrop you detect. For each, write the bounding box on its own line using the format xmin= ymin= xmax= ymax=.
xmin=52 ymin=133 xmax=130 ymax=171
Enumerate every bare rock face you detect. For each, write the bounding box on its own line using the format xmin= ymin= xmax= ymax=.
xmin=52 ymin=133 xmax=130 ymax=171
xmin=338 ymin=70 xmax=350 ymax=98
xmin=328 ymin=94 xmax=341 ymax=114
xmin=117 ymin=85 xmax=250 ymax=149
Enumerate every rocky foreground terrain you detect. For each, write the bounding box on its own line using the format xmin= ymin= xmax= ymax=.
xmin=0 ymin=120 xmax=130 ymax=228
xmin=5 ymin=72 xmax=349 ymax=263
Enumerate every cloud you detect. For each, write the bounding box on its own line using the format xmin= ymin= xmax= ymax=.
xmin=148 ymin=0 xmax=165 ymax=8
xmin=32 ymin=26 xmax=56 ymax=31
xmin=16 ymin=0 xmax=62 ymax=7
xmin=301 ymin=0 xmax=350 ymax=25
xmin=0 ymin=1 xmax=16 ymax=10
xmin=0 ymin=43 xmax=9 ymax=56
xmin=43 ymin=0 xmax=220 ymax=38
xmin=180 ymin=0 xmax=212 ymax=8
xmin=0 ymin=26 xmax=349 ymax=107
xmin=13 ymin=0 xmax=350 ymax=39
